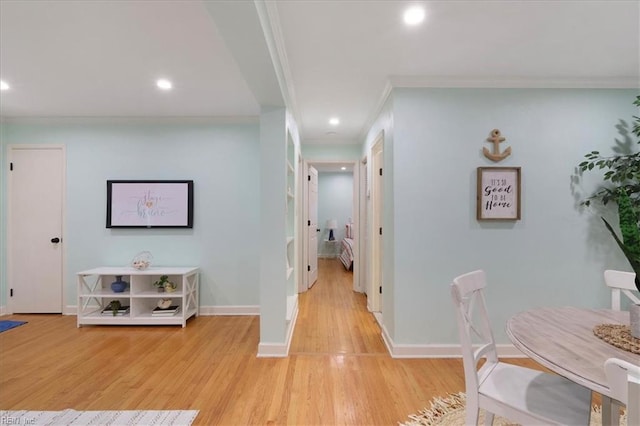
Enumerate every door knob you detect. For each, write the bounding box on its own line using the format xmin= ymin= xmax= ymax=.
xmin=316 ymin=228 xmax=320 ymax=232
xmin=51 ymin=237 xmax=61 ymax=243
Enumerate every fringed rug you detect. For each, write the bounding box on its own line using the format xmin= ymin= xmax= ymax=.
xmin=400 ymin=393 xmax=627 ymax=426
xmin=0 ymin=409 xmax=199 ymax=426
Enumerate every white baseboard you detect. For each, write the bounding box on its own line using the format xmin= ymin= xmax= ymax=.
xmin=198 ymin=305 xmax=260 ymax=316
xmin=257 ymin=300 xmax=299 ymax=358
xmin=0 ymin=305 xmax=7 ymax=316
xmin=65 ymin=304 xmax=260 ymax=316
xmin=381 ymin=324 xmax=524 ymax=358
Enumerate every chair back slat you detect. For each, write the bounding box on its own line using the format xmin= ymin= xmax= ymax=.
xmin=604 ymin=270 xmax=639 ymax=310
xmin=451 ymin=270 xmax=499 ymax=394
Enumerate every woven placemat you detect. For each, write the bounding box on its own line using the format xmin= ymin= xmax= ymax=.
xmin=593 ymin=324 xmax=640 ymax=355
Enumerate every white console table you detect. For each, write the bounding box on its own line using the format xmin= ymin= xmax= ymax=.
xmin=77 ymin=266 xmax=199 ymax=328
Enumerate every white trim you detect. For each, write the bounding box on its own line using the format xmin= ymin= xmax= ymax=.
xmin=357 ymin=75 xmax=639 ymax=142
xmin=66 ymin=305 xmax=260 ymax=316
xmin=381 ymin=324 xmax=525 ymax=358
xmin=358 ymin=80 xmax=392 ymax=143
xmin=303 ymin=159 xmax=361 ymax=294
xmin=0 ymin=116 xmax=259 ymax=125
xmin=302 ymin=138 xmax=360 ymax=145
xmin=196 ymin=305 xmax=260 ymax=316
xmin=257 ymin=299 xmax=299 ymax=357
xmin=259 ymin=1 xmax=300 ymax=126
xmin=0 ymin=305 xmax=8 ymax=316
xmin=389 ymin=75 xmax=640 ymax=89
xmin=368 ymin=135 xmax=383 ymax=312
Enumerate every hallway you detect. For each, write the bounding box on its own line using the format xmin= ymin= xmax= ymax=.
xmin=290 ymin=258 xmax=385 ymax=355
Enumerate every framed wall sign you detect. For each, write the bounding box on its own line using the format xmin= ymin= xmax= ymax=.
xmin=476 ymin=167 xmax=521 ymax=220
xmin=106 ymin=180 xmax=194 ymax=228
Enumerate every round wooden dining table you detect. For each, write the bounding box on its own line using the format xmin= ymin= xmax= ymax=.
xmin=506 ymin=306 xmax=639 ymax=399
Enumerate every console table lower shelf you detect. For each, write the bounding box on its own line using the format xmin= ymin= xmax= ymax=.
xmin=77 ymin=266 xmax=199 ymax=328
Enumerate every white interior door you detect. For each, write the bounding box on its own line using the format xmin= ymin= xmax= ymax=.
xmin=359 ymin=157 xmax=368 ymax=294
xmin=370 ymin=139 xmax=383 ymax=312
xmin=307 ymin=166 xmax=319 ymax=288
xmin=8 ymin=146 xmax=64 ymax=313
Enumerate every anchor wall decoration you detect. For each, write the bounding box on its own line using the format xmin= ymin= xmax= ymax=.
xmin=483 ymin=129 xmax=511 ymax=162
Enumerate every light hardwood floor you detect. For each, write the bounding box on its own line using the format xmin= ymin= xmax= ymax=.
xmin=1 ymin=259 xmax=543 ymax=425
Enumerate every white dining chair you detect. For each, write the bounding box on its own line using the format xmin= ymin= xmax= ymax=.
xmin=604 ymin=269 xmax=639 ymax=310
xmin=451 ymin=270 xmax=592 ymax=425
xmin=604 ymin=358 xmax=640 ymax=426
xmin=602 ymin=270 xmax=639 ymax=425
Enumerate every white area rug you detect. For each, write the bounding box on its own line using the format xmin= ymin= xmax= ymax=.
xmin=0 ymin=409 xmax=199 ymax=426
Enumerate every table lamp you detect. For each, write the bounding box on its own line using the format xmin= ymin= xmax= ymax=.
xmin=327 ymin=219 xmax=338 ymax=241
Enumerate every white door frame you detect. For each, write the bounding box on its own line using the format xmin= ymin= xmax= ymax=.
xmin=7 ymin=144 xmax=66 ymax=314
xmin=359 ymin=155 xmax=368 ymax=297
xmin=369 ymin=134 xmax=384 ymax=312
xmin=300 ymin=159 xmax=361 ymax=293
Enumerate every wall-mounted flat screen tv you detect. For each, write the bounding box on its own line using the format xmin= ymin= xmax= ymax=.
xmin=106 ymin=180 xmax=194 ymax=228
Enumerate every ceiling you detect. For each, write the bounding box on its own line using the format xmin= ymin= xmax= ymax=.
xmin=1 ymin=1 xmax=638 ymax=145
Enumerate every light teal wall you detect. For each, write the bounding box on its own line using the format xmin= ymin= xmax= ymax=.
xmin=0 ymin=120 xmax=261 ymax=309
xmin=301 ymin=143 xmax=361 ymax=161
xmin=259 ymin=107 xmax=289 ymax=344
xmin=317 ymin=172 xmax=353 ymax=257
xmin=388 ymin=88 xmax=637 ymax=345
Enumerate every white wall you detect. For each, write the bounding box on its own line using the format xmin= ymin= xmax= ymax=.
xmin=365 ymin=88 xmax=637 ymax=346
xmin=0 ymin=120 xmax=261 ymax=310
xmin=317 ymin=172 xmax=353 ymax=257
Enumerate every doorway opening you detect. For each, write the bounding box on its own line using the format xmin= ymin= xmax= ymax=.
xmin=300 ymin=160 xmax=361 ymax=295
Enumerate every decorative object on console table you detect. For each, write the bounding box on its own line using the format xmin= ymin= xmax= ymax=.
xmin=153 ymin=275 xmax=176 ymax=293
xmin=103 ymin=300 xmax=129 ymax=316
xmin=476 ymin=167 xmax=521 ymax=221
xmin=152 ymin=305 xmax=180 ymax=316
xmin=327 ymin=219 xmax=338 ymax=241
xmin=131 ymin=251 xmax=152 ymax=270
xmin=110 ymin=276 xmax=128 ymax=293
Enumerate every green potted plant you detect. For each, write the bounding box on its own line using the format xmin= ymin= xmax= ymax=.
xmin=578 ymin=95 xmax=640 ymax=336
xmin=578 ymin=95 xmax=640 ymax=291
xmin=153 ymin=275 xmax=177 ymax=292
xmin=107 ymin=300 xmax=121 ymax=316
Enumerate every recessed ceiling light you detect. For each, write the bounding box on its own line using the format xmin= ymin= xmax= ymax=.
xmin=156 ymin=79 xmax=173 ymax=90
xmin=341 ymin=167 xmax=346 ymax=171
xmin=329 ymin=117 xmax=340 ymax=126
xmin=404 ymin=6 xmax=426 ymax=26
xmin=0 ymin=80 xmax=9 ymax=91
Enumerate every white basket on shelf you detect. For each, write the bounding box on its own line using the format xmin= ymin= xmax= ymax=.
xmin=131 ymin=251 xmax=153 ymax=270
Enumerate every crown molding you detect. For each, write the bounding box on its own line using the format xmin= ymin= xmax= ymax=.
xmin=357 ymin=79 xmax=393 ymax=143
xmin=357 ymin=74 xmax=639 ymax=143
xmin=255 ymin=1 xmax=300 ymax=125
xmin=389 ymin=75 xmax=640 ymax=89
xmin=0 ymin=116 xmax=259 ymax=125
